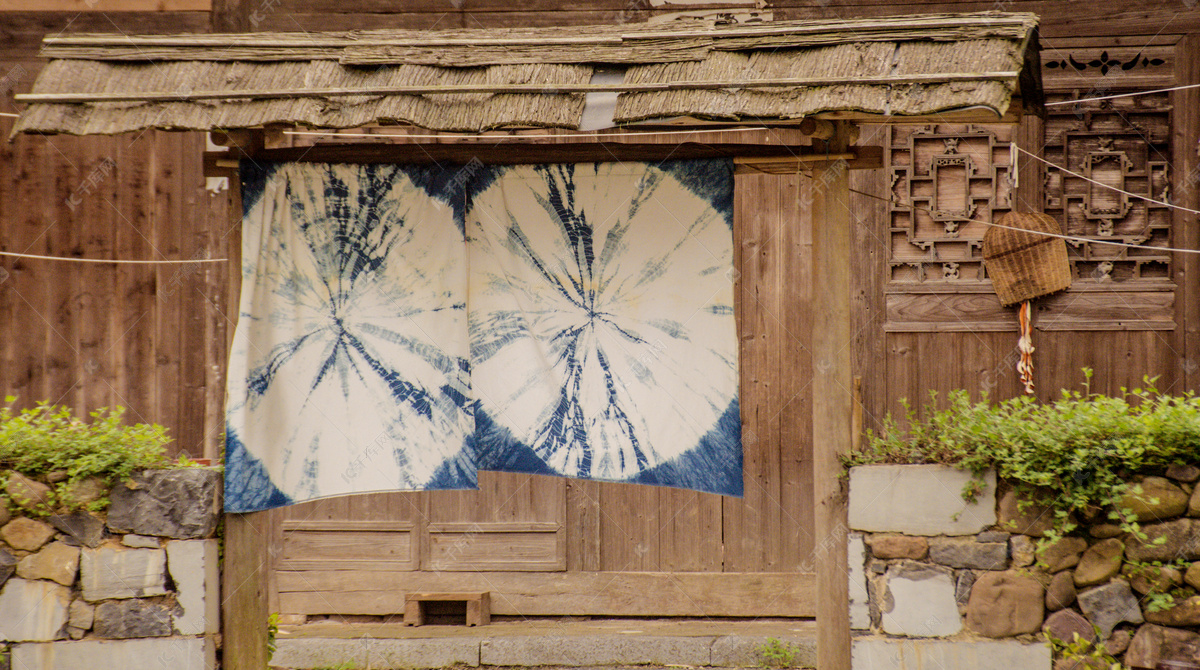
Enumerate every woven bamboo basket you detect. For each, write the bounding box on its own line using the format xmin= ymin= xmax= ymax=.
xmin=983 ymin=212 xmax=1072 ymax=306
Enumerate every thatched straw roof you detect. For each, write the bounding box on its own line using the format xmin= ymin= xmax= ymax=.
xmin=13 ymin=12 xmax=1040 ymax=136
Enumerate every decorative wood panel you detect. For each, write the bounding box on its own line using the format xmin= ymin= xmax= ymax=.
xmin=425 ymin=522 xmax=565 ymax=572
xmin=280 ymin=520 xmax=417 ymax=571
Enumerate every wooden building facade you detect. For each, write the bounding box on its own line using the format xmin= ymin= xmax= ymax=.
xmin=1 ymin=2 xmax=1198 ymax=668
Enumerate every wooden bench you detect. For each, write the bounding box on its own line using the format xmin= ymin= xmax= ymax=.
xmin=403 ymin=592 xmax=490 ymax=626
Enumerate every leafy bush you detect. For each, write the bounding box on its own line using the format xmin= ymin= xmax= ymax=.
xmin=0 ymin=397 xmax=171 ymax=512
xmin=845 ymin=371 xmax=1200 ymax=538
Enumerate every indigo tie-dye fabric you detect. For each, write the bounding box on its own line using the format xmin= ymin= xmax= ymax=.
xmin=225 ymin=159 xmax=740 ymax=512
xmin=468 ymin=162 xmax=741 ymax=496
xmin=224 ymin=162 xmax=475 ymax=513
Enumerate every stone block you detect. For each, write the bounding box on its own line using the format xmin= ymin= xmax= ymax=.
xmin=1038 ymin=536 xmax=1088 ymax=572
xmin=16 ymin=542 xmax=79 ymax=586
xmin=997 ymin=488 xmax=1054 ymax=537
xmin=5 ymin=473 xmax=51 ymax=513
xmin=1144 ymin=595 xmax=1200 ymax=627
xmin=1089 ymin=524 xmax=1123 ymax=539
xmin=1010 ymin=535 xmax=1036 ymax=568
xmin=711 ymin=635 xmax=816 ymax=667
xmin=67 ymin=601 xmax=94 ymax=631
xmin=1104 ymin=628 xmax=1132 ymax=656
xmin=928 ymin=537 xmax=1008 ymax=570
xmin=1046 ymin=571 xmax=1077 ymax=611
xmin=273 ymin=638 xmax=478 ymax=669
xmin=955 ymin=571 xmax=976 ymax=607
xmin=48 ymin=512 xmax=105 ymax=548
xmin=1190 ymin=483 xmax=1200 ymax=517
xmin=880 ymin=563 xmax=962 ymax=637
xmin=849 ymin=534 xmax=870 ymax=630
xmin=0 ymin=549 xmax=16 ymax=588
xmin=121 ymin=534 xmax=159 ymax=549
xmin=1124 ymin=564 xmax=1182 ymax=595
xmin=851 ymin=637 xmax=1051 ymax=670
xmin=1077 ymin=580 xmax=1143 ymax=639
xmin=11 ymin=637 xmax=216 ymax=670
xmin=1187 ymin=562 xmax=1200 ymax=590
xmin=1126 ymin=624 xmax=1200 ymax=670
xmin=106 ymin=468 xmax=221 ymax=540
xmin=977 ymin=531 xmax=1010 ymax=543
xmin=1119 ymin=477 xmax=1189 ymax=522
xmin=867 ymin=535 xmax=928 ymax=560
xmin=166 ymin=539 xmax=219 ymax=635
xmin=849 ymin=466 xmax=996 ymax=536
xmin=57 ymin=477 xmax=107 ymax=509
xmin=1073 ymin=538 xmax=1125 ymax=587
xmin=1166 ymin=465 xmax=1200 ymax=483
xmin=1 ymin=518 xmax=54 ymax=552
xmin=480 ymin=635 xmax=711 ymax=666
xmin=1125 ymin=519 xmax=1200 ymax=562
xmin=93 ymin=599 xmax=172 ymax=639
xmin=965 ymin=571 xmax=1044 ymax=638
xmin=0 ymin=578 xmax=70 ymax=642
xmin=80 ymin=546 xmax=167 ymax=601
xmin=1043 ymin=609 xmax=1095 ymax=645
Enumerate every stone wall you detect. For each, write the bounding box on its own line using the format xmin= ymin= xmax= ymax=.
xmin=0 ymin=468 xmax=221 ymax=670
xmin=848 ymin=464 xmax=1200 ymax=670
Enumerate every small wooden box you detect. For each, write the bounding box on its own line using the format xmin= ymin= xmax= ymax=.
xmin=403 ymin=592 xmax=490 ymax=626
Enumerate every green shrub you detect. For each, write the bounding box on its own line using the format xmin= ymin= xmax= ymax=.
xmin=845 ymin=371 xmax=1200 ymax=539
xmin=0 ymin=397 xmax=171 ymax=512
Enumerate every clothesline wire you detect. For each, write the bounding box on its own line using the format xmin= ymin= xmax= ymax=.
xmin=0 ymin=250 xmax=228 ymax=264
xmin=1013 ymin=146 xmax=1200 ymax=216
xmin=282 ymin=126 xmax=771 ymax=140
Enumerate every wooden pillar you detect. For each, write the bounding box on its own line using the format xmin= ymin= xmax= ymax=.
xmin=811 ymin=121 xmax=854 ymax=670
xmin=1176 ymin=33 xmax=1200 ymax=393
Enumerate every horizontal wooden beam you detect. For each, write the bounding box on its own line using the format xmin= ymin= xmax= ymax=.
xmin=277 ymin=570 xmax=816 ymax=618
xmin=15 ymin=72 xmax=1019 ymax=105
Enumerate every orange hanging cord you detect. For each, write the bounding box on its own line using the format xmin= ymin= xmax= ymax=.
xmin=1016 ymin=300 xmax=1035 ymax=395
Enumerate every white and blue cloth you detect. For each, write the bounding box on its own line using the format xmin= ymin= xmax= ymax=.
xmin=225 ymin=160 xmax=740 ymax=513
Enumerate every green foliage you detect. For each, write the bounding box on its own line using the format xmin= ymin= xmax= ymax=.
xmin=0 ymin=398 xmax=171 ymax=514
xmin=845 ymin=371 xmax=1200 ymax=539
xmin=267 ymin=612 xmax=280 ymax=661
xmin=757 ymin=637 xmax=805 ymax=668
xmin=1047 ymin=629 xmax=1127 ymax=670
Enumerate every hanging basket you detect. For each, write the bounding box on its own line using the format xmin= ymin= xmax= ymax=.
xmin=983 ymin=212 xmax=1072 ymax=306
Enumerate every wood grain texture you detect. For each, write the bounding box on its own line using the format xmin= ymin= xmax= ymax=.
xmin=278 ymin=571 xmax=817 ymax=617
xmin=223 ymin=512 xmax=272 ymax=670
xmin=1173 ymin=33 xmax=1199 ymax=393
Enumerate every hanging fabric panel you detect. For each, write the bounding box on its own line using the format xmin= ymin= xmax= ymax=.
xmin=468 ymin=161 xmax=741 ymax=496
xmin=224 ymin=162 xmax=475 ymax=513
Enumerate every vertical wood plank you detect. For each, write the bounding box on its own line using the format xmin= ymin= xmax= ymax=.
xmin=811 ymin=124 xmax=853 ymax=670
xmin=849 ymin=123 xmax=889 ymax=439
xmin=1175 ymin=33 xmax=1200 ymax=393
xmin=223 ymin=512 xmax=271 ymax=670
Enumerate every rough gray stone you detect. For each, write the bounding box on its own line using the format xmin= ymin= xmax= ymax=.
xmin=1076 ymin=580 xmax=1143 ymax=639
xmin=79 ymin=547 xmax=167 ymax=601
xmin=1043 ymin=609 xmax=1095 ymax=645
xmin=849 ymin=466 xmax=996 ymax=536
xmin=1073 ymin=538 xmax=1125 ymax=587
xmin=928 ymin=537 xmax=1008 ymax=570
xmin=120 ymin=534 xmax=159 ymax=549
xmin=12 ymin=637 xmax=215 ymax=670
xmin=480 ymin=635 xmax=711 ymax=666
xmin=48 ymin=512 xmax=106 ymax=549
xmin=850 ymin=638 xmax=1051 ymax=670
xmin=106 ymin=468 xmax=221 ymax=540
xmin=849 ymin=535 xmax=870 ymax=630
xmin=1126 ymin=624 xmax=1200 ymax=670
xmin=67 ymin=600 xmax=94 ymax=631
xmin=166 ymin=539 xmax=219 ymax=635
xmin=1119 ymin=476 xmax=1190 ymax=522
xmin=16 ymin=542 xmax=79 ymax=586
xmin=0 ymin=578 xmax=71 ymax=642
xmin=1125 ymin=519 xmax=1200 ymax=562
xmin=1104 ymin=628 xmax=1132 ymax=656
xmin=1 ymin=518 xmax=55 ymax=552
xmin=273 ymin=638 xmax=475 ymax=669
xmin=5 ymin=472 xmax=52 ymax=513
xmin=1010 ymin=535 xmax=1036 ymax=568
xmin=0 ymin=548 xmax=16 ymax=588
xmin=92 ymin=600 xmax=172 ymax=639
xmin=881 ymin=564 xmax=962 ymax=637
xmin=955 ymin=571 xmax=976 ymax=607
xmin=57 ymin=477 xmax=107 ymax=509
xmin=965 ymin=571 xmax=1044 ymax=638
xmin=1046 ymin=571 xmax=1077 ymax=611
xmin=711 ymin=635 xmax=817 ymax=667
xmin=998 ymin=488 xmax=1054 ymax=537
xmin=977 ymin=531 xmax=1010 ymax=543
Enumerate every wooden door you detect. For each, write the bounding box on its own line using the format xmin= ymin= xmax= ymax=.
xmin=272 ymin=171 xmax=816 ymax=619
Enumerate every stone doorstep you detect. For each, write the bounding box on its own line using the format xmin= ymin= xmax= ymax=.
xmin=270 ymin=633 xmax=817 ymax=669
xmin=11 ymin=636 xmax=216 ymax=670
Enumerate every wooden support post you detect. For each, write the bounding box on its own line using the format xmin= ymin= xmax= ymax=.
xmin=811 ymin=121 xmax=854 ymax=670
xmin=223 ymin=512 xmax=271 ymax=670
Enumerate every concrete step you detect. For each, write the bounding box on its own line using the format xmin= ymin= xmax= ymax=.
xmin=271 ymin=618 xmax=817 ymax=669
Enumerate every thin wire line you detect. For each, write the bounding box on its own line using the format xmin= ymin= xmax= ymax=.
xmin=282 ymin=126 xmax=771 ymax=140
xmin=1044 ymin=82 xmax=1200 ymax=106
xmin=0 ymin=112 xmax=19 ymax=118
xmin=0 ymin=251 xmax=228 ymax=263
xmin=1014 ymin=146 xmax=1200 ymax=216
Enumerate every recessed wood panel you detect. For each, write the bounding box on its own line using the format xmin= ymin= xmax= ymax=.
xmin=280 ymin=520 xmax=416 ymax=571
xmin=425 ymin=522 xmax=564 ymax=571
xmin=885 ymin=290 xmax=1175 ymax=332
